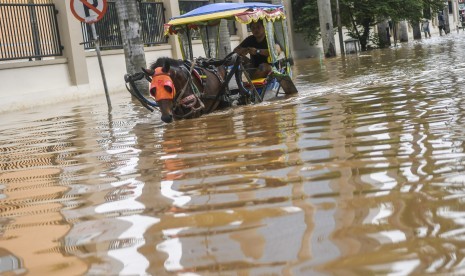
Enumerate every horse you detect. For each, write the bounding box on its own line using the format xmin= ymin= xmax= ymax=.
xmin=125 ymin=54 xmax=247 ymax=123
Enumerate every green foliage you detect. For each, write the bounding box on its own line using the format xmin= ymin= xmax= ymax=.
xmin=291 ymin=0 xmax=320 ymax=44
xmin=293 ymin=0 xmax=447 ymax=50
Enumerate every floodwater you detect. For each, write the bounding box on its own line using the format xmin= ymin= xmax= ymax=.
xmin=2 ymin=35 xmax=465 ymax=276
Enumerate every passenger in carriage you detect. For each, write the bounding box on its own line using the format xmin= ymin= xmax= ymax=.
xmin=233 ymin=19 xmax=282 ymax=79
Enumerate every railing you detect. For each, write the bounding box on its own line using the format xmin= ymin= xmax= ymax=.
xmin=140 ymin=2 xmax=167 ymax=46
xmin=0 ymin=0 xmax=244 ymax=61
xmin=0 ymin=3 xmax=62 ymax=61
xmin=81 ymin=1 xmax=167 ymax=50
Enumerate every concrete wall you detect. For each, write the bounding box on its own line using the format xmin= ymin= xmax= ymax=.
xmin=0 ymin=46 xmax=174 ymax=113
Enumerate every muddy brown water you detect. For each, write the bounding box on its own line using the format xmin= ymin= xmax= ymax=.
xmin=2 ymin=35 xmax=465 ymax=275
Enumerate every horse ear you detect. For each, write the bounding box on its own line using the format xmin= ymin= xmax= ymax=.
xmin=142 ymin=67 xmax=154 ymax=76
xmin=162 ymin=61 xmax=170 ymax=73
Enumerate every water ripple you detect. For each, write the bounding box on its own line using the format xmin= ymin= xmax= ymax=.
xmin=3 ymin=36 xmax=465 ymax=275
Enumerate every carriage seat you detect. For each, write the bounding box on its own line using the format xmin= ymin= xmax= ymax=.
xmin=244 ymin=78 xmax=267 ymax=88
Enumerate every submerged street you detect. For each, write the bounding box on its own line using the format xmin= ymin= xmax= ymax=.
xmin=2 ymin=34 xmax=465 ymax=275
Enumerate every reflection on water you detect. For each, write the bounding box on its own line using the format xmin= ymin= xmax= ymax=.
xmin=2 ymin=35 xmax=465 ymax=275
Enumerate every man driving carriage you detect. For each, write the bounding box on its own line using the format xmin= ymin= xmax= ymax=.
xmin=233 ymin=19 xmax=282 ymax=79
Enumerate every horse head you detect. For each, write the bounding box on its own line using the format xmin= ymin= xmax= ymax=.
xmin=143 ymin=58 xmax=204 ymax=123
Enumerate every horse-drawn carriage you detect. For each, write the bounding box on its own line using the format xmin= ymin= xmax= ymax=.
xmin=125 ymin=2 xmax=297 ymax=123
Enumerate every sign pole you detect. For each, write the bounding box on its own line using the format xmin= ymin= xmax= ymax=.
xmin=90 ymin=23 xmax=111 ymax=110
xmin=71 ymin=0 xmax=110 ymax=111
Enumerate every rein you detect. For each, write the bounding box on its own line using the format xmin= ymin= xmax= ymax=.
xmin=171 ymin=60 xmax=205 ymax=119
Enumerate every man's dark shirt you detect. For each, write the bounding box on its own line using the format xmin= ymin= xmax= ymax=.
xmin=238 ymin=35 xmax=268 ymax=67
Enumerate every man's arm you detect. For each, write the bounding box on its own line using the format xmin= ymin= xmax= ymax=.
xmin=233 ymin=36 xmax=268 ymax=57
xmin=233 ymin=45 xmax=249 ymax=56
xmin=234 ymin=46 xmax=269 ymax=57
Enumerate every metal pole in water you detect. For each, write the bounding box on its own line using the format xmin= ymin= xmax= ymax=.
xmin=91 ymin=23 xmax=112 ymax=110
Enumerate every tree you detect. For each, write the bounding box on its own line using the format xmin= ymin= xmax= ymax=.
xmin=293 ymin=0 xmax=446 ymax=51
xmin=317 ymin=0 xmax=336 ymax=57
xmin=115 ymin=0 xmax=147 ymax=95
xmin=343 ymin=0 xmax=446 ymax=50
xmin=292 ymin=0 xmax=320 ymax=45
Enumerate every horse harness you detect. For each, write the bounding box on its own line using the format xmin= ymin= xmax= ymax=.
xmin=173 ymin=60 xmax=228 ymax=113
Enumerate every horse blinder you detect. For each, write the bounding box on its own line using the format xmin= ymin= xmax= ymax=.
xmin=150 ymin=67 xmax=176 ymax=102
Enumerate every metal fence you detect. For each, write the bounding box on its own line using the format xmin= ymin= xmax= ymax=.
xmin=1 ymin=0 xmax=52 ymax=3
xmin=0 ymin=0 xmax=243 ymax=61
xmin=0 ymin=3 xmax=62 ymax=61
xmin=140 ymin=2 xmax=167 ymax=46
xmin=81 ymin=1 xmax=167 ymax=50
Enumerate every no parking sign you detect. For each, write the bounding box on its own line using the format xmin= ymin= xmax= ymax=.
xmin=71 ymin=0 xmax=108 ymax=23
xmin=70 ymin=0 xmax=111 ymax=110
